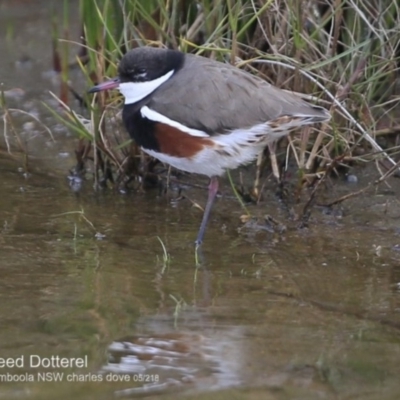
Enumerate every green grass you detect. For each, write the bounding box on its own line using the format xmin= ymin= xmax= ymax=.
xmin=47 ymin=0 xmax=400 ymax=207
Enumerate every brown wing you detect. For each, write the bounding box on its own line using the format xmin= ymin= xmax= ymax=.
xmin=145 ymin=54 xmax=327 ymax=134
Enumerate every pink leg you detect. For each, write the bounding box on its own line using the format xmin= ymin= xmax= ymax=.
xmin=195 ymin=176 xmax=219 ymax=245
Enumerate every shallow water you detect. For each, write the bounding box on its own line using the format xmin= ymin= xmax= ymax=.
xmin=1 ymin=1 xmax=400 ymax=399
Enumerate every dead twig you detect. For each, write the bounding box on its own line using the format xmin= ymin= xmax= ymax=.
xmin=322 ymin=158 xmax=400 ymax=207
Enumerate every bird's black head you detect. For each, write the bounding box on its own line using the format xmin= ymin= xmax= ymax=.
xmin=88 ymin=47 xmax=185 ymax=105
xmin=118 ymin=47 xmax=185 ymax=83
xmin=88 ymin=47 xmax=185 ymax=95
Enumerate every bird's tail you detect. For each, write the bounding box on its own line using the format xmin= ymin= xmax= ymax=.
xmin=293 ymin=104 xmax=331 ymax=124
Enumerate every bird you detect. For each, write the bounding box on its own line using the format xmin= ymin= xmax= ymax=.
xmin=89 ymin=47 xmax=330 ymax=245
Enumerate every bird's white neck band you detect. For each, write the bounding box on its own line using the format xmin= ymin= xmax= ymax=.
xmin=119 ymin=70 xmax=174 ymax=105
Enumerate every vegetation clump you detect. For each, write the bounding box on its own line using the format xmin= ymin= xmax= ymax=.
xmin=49 ymin=0 xmax=400 ymax=213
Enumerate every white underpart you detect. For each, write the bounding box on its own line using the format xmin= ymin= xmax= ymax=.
xmin=119 ymin=70 xmax=174 ymax=104
xmin=141 ymin=106 xmax=324 ymax=177
xmin=145 ymin=124 xmax=274 ymax=177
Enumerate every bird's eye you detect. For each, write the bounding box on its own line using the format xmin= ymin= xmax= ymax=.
xmin=123 ymin=67 xmax=147 ymax=81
